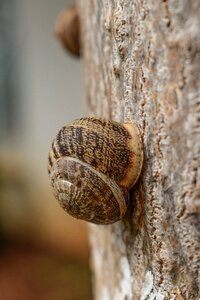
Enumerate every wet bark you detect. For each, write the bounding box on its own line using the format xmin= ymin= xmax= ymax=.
xmin=79 ymin=1 xmax=200 ymax=299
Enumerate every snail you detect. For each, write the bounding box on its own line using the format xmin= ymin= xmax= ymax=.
xmin=48 ymin=118 xmax=143 ymax=225
xmin=55 ymin=5 xmax=80 ymax=57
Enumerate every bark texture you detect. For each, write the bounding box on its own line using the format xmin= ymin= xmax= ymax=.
xmin=78 ymin=1 xmax=200 ymax=299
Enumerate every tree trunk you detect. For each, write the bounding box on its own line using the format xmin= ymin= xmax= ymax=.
xmin=78 ymin=1 xmax=200 ymax=299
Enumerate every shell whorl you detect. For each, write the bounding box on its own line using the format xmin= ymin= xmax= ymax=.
xmin=48 ymin=117 xmax=143 ymax=224
xmin=49 ymin=157 xmax=128 ymax=224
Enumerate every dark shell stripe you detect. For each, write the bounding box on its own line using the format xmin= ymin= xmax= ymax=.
xmin=52 ymin=141 xmax=61 ymax=159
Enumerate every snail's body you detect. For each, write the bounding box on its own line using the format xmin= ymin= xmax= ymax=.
xmin=48 ymin=118 xmax=143 ymax=224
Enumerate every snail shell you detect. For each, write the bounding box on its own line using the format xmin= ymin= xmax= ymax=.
xmin=48 ymin=118 xmax=143 ymax=225
xmin=55 ymin=5 xmax=80 ymax=56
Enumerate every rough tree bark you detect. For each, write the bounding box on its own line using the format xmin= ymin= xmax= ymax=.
xmin=78 ymin=1 xmax=200 ymax=299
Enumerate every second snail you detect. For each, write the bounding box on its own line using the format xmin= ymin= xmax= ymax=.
xmin=48 ymin=117 xmax=143 ymax=225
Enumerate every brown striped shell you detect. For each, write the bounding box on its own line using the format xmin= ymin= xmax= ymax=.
xmin=48 ymin=118 xmax=143 ymax=225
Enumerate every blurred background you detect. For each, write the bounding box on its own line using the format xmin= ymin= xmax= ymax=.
xmin=0 ymin=0 xmax=92 ymax=299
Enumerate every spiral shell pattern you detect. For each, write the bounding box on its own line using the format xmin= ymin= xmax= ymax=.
xmin=48 ymin=118 xmax=143 ymax=224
